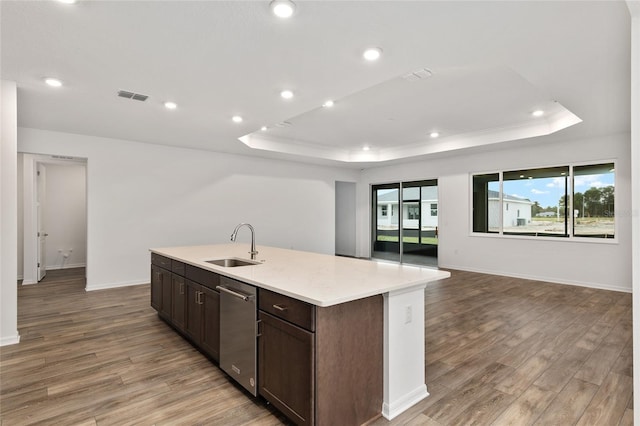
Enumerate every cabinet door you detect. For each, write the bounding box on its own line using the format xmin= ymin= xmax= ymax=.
xmin=185 ymin=280 xmax=202 ymax=344
xmin=200 ymin=286 xmax=220 ymax=362
xmin=259 ymin=311 xmax=314 ymax=425
xmin=158 ymin=267 xmax=172 ymax=320
xmin=172 ymin=274 xmax=186 ymax=331
xmin=150 ymin=265 xmax=162 ymax=311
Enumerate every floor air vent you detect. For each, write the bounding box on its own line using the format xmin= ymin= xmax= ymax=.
xmin=117 ymin=90 xmax=149 ymax=102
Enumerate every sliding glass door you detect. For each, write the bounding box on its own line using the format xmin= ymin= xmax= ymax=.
xmin=372 ymin=180 xmax=438 ymax=267
xmin=372 ymin=183 xmax=401 ymax=263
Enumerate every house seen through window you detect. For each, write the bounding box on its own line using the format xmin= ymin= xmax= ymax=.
xmin=472 ymin=163 xmax=614 ymax=239
xmin=372 ymin=180 xmax=438 ymax=267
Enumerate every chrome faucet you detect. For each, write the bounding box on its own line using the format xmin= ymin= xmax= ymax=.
xmin=230 ymin=223 xmax=258 ymax=260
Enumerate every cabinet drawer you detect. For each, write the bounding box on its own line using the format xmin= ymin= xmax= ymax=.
xmin=171 ymin=260 xmax=186 ymax=276
xmin=151 ymin=253 xmax=172 ymax=270
xmin=259 ymin=289 xmax=315 ymax=332
xmin=185 ymin=265 xmax=220 ymax=290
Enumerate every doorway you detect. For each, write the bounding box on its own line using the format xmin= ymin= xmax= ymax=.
xmin=335 ymin=181 xmax=357 ymax=257
xmin=20 ymin=154 xmax=87 ymax=285
xmin=372 ymin=179 xmax=438 ymax=267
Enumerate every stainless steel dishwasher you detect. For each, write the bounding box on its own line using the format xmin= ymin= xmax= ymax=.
xmin=216 ymin=277 xmax=258 ymax=396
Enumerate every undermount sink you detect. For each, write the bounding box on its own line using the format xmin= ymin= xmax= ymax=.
xmin=205 ymin=258 xmax=261 ymax=267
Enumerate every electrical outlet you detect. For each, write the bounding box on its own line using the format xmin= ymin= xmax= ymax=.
xmin=405 ymin=306 xmax=412 ymax=324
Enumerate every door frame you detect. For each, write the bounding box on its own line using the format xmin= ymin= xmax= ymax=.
xmin=36 ymin=163 xmax=47 ymax=281
xmin=21 ymin=153 xmax=87 ymax=285
xmin=371 ymin=179 xmax=439 ymax=266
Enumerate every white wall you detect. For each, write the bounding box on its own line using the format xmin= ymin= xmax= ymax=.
xmin=17 ymin=153 xmax=23 ymax=279
xmin=358 ymin=133 xmax=632 ymax=292
xmin=335 ymin=181 xmax=356 ymax=256
xmin=43 ymin=163 xmax=87 ymax=270
xmin=18 ymin=127 xmax=359 ymax=290
xmin=627 ymin=0 xmax=639 ymax=422
xmin=1 ymin=80 xmax=20 ymax=346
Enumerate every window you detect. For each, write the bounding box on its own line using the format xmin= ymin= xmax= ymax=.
xmin=503 ymin=166 xmax=569 ymax=237
xmin=381 ymin=205 xmax=388 ymax=217
xmin=430 ymin=203 xmax=438 ymax=216
xmin=472 ymin=163 xmax=614 ymax=239
xmin=573 ymin=163 xmax=615 ymax=238
xmin=407 ymin=204 xmax=419 ymax=220
xmin=472 ymin=173 xmax=499 ymax=233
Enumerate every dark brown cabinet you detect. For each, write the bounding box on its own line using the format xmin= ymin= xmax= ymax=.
xmin=151 ymin=256 xmax=220 ymax=363
xmin=200 ymin=286 xmax=220 ymax=361
xmin=259 ymin=310 xmax=314 ymax=425
xmin=184 ymin=279 xmax=203 ymax=343
xmin=258 ymin=288 xmax=383 ymax=426
xmin=150 ymin=264 xmax=163 ymax=311
xmin=171 ymin=274 xmax=186 ymax=331
xmin=150 ymin=261 xmax=172 ymax=320
xmin=184 ymin=279 xmax=221 ymax=362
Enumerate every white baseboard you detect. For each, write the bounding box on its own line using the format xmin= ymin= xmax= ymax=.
xmin=85 ymin=279 xmax=149 ymax=292
xmin=0 ymin=333 xmax=21 ymax=347
xmin=21 ymin=279 xmax=38 ymax=285
xmin=438 ymin=263 xmax=631 ymax=293
xmin=46 ymin=263 xmax=86 ymax=271
xmin=382 ymin=385 xmax=429 ymax=420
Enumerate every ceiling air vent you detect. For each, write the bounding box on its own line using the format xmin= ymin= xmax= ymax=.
xmin=402 ymin=68 xmax=433 ymax=83
xmin=117 ymin=90 xmax=149 ymax=102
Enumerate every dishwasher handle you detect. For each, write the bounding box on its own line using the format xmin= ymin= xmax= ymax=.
xmin=216 ymin=285 xmax=255 ymax=302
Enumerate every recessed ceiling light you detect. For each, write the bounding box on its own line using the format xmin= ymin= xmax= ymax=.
xmin=164 ymin=101 xmax=177 ymax=110
xmin=520 ymin=175 xmax=525 ymax=178
xmin=323 ymin=100 xmax=334 ymax=108
xmin=532 ymin=110 xmax=544 ymax=117
xmin=261 ymin=126 xmax=268 ymax=131
xmin=232 ymin=115 xmax=243 ymax=123
xmin=44 ymin=78 xmax=63 ymax=87
xmin=58 ymin=0 xmax=78 ymax=4
xmin=270 ymin=0 xmax=296 ymax=18
xmin=430 ymin=132 xmax=439 ymax=138
xmin=363 ymin=47 xmax=382 ymax=61
xmin=363 ymin=145 xmax=371 ymax=151
xmin=280 ymin=90 xmax=294 ymax=99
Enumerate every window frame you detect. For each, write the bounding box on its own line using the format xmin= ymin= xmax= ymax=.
xmin=469 ymin=160 xmax=617 ymax=243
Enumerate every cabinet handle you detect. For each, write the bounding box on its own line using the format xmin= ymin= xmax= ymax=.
xmin=256 ymin=319 xmax=262 ymax=337
xmin=273 ymin=304 xmax=287 ymax=311
xmin=180 ymin=282 xmax=185 ymax=295
xmin=197 ymin=291 xmax=204 ymax=305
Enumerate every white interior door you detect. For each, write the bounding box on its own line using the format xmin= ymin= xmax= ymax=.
xmin=37 ymin=163 xmax=47 ymax=281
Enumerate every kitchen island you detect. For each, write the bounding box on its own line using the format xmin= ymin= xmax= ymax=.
xmin=150 ymin=244 xmax=450 ymax=425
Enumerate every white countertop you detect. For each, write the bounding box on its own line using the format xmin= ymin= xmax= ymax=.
xmin=150 ymin=244 xmax=450 ymax=307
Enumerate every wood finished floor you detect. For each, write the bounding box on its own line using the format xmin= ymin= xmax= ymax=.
xmin=0 ymin=268 xmax=633 ymax=425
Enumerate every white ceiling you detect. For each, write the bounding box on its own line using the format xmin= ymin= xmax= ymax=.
xmin=0 ymin=1 xmax=632 ymax=168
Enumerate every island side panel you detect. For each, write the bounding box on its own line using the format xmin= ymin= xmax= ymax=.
xmin=315 ymin=295 xmax=383 ymax=426
xmin=382 ymin=284 xmax=429 ymax=419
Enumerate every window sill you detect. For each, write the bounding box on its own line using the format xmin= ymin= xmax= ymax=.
xmin=469 ymin=232 xmax=618 ymax=244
